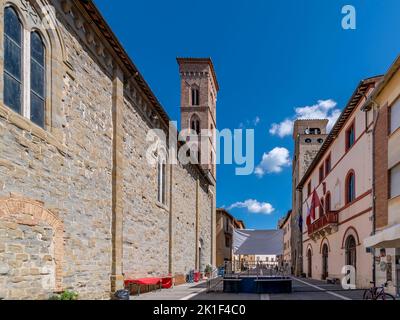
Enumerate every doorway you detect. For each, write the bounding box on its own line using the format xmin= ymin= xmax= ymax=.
xmin=307 ymin=249 xmax=312 ymax=278
xmin=345 ymin=235 xmax=357 ymax=268
xmin=322 ymin=244 xmax=329 ymax=280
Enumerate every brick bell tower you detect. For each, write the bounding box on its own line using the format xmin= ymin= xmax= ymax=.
xmin=291 ymin=119 xmax=328 ymax=276
xmin=177 ymin=58 xmax=219 ymax=179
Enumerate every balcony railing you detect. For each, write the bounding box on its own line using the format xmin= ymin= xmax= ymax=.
xmin=308 ymin=211 xmax=339 ymax=238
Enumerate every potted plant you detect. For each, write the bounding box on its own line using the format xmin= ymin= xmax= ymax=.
xmin=204 ymin=265 xmax=213 ymax=279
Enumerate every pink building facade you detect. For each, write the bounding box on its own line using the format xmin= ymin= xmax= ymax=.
xmin=297 ymin=77 xmax=382 ymax=288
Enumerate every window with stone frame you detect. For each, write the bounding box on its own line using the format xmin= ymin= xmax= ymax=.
xmin=191 ymin=88 xmax=200 ymax=106
xmin=309 ymin=128 xmax=321 ymax=135
xmin=224 ymin=216 xmax=229 ymax=233
xmin=3 ymin=4 xmax=47 ymax=129
xmin=3 ymin=6 xmax=23 ymax=114
xmin=319 ymin=165 xmax=324 ymax=183
xmin=157 ymin=157 xmax=167 ymax=205
xmin=390 ymin=98 xmax=400 ymax=134
xmin=30 ymin=31 xmax=46 ymax=128
xmin=390 ymin=163 xmax=400 ymax=199
xmin=325 ymin=192 xmax=331 ymax=213
xmin=345 ymin=171 xmax=356 ymax=204
xmin=190 ymin=114 xmax=201 ymax=135
xmin=345 ymin=121 xmax=355 ymax=151
xmin=325 ymin=154 xmax=332 ymax=176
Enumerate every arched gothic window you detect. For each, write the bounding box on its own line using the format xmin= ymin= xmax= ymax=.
xmin=4 ymin=6 xmax=23 ymax=114
xmin=345 ymin=171 xmax=356 ymax=204
xmin=191 ymin=88 xmax=199 ymax=106
xmin=190 ymin=115 xmax=201 ymax=135
xmin=3 ymin=5 xmax=47 ymax=129
xmin=30 ymin=31 xmax=46 ymax=127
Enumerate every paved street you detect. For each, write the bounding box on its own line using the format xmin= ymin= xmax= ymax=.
xmin=269 ymin=277 xmax=365 ymax=300
xmin=131 ymin=282 xmax=210 ymax=301
xmin=130 ymin=277 xmax=367 ymax=300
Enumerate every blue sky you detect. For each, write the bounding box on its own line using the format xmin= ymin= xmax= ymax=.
xmin=94 ymin=0 xmax=400 ymax=229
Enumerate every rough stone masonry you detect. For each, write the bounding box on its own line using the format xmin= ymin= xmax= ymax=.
xmin=0 ymin=0 xmax=217 ymax=300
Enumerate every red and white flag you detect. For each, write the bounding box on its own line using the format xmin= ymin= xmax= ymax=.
xmin=309 ymin=189 xmax=321 ymax=222
xmin=306 ymin=201 xmax=311 ymax=226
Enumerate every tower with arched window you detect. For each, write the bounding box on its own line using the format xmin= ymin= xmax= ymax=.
xmin=177 ymin=58 xmax=219 ymax=178
xmin=291 ymin=119 xmax=328 ymax=276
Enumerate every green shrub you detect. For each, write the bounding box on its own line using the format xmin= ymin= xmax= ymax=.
xmin=49 ymin=291 xmax=79 ymax=301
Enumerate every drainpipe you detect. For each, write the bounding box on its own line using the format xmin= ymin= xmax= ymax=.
xmin=370 ymin=103 xmax=380 ymax=286
xmin=299 ymin=188 xmax=304 ymax=277
xmin=362 ymin=89 xmax=379 ymax=286
xmin=168 ymin=163 xmax=174 ymax=275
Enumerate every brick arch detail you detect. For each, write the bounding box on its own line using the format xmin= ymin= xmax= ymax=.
xmin=0 ymin=194 xmax=64 ymax=291
xmin=320 ymin=237 xmax=331 ymax=254
xmin=341 ymin=226 xmax=361 ymax=249
xmin=306 ymin=243 xmax=313 ymax=256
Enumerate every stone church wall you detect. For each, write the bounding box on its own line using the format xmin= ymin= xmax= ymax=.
xmin=0 ymin=2 xmax=114 ymax=298
xmin=0 ymin=0 xmax=215 ymax=299
xmin=121 ymin=97 xmax=171 ymax=279
xmin=171 ymin=163 xmax=198 ymax=276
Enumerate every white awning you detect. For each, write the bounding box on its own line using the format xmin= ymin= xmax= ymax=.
xmin=364 ymin=224 xmax=400 ymax=248
xmin=233 ymin=229 xmax=284 ymax=255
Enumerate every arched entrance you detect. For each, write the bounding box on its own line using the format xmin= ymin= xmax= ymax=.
xmin=345 ymin=235 xmax=357 ymax=268
xmin=307 ymin=249 xmax=312 ymax=278
xmin=0 ymin=195 xmax=64 ymax=299
xmin=322 ymin=244 xmax=329 ymax=280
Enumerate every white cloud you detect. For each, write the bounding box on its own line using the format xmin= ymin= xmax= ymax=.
xmin=255 ymin=147 xmax=291 ymax=177
xmin=253 ymin=116 xmax=261 ymax=126
xmin=269 ymin=99 xmax=341 ymax=138
xmin=269 ymin=119 xmax=293 ymax=138
xmin=228 ymin=199 xmax=275 ymax=215
xmin=239 ymin=116 xmax=261 ymax=128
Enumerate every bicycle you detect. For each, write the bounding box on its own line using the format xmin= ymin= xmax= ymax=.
xmin=363 ymin=282 xmax=396 ymax=300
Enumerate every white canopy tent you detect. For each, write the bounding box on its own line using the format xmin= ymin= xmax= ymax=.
xmin=233 ymin=229 xmax=284 ymax=256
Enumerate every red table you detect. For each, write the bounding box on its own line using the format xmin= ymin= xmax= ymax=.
xmin=161 ymin=277 xmax=174 ymax=289
xmin=125 ymin=278 xmax=162 ymax=296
